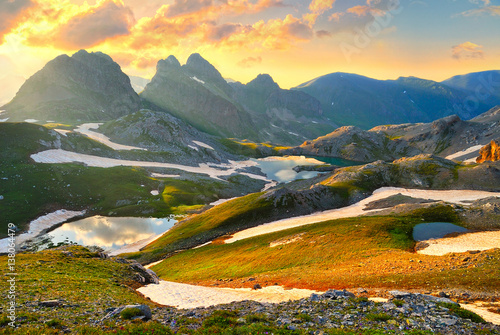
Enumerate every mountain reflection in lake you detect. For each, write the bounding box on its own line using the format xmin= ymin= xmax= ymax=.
xmin=46 ymin=216 xmax=176 ymax=251
xmin=252 ymin=156 xmax=363 ymax=183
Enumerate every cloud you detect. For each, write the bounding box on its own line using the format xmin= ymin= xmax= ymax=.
xmin=205 ymin=23 xmax=246 ymax=41
xmin=237 ymin=56 xmax=262 ymax=68
xmin=309 ymin=0 xmax=336 ymax=14
xmin=0 ymin=0 xmax=35 ymax=43
xmin=316 ymin=29 xmax=331 ymax=38
xmin=459 ymin=5 xmax=500 ymax=16
xmin=469 ymin=0 xmax=491 ymax=6
xmin=452 ymin=42 xmax=484 ymax=60
xmin=26 ymin=0 xmax=135 ymax=49
xmin=55 ymin=1 xmax=135 ymax=49
xmin=163 ymin=0 xmax=213 ymax=18
xmin=327 ymin=0 xmax=400 ymax=34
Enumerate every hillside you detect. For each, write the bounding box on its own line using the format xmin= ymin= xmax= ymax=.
xmin=0 ymin=122 xmax=265 ymax=238
xmin=1 ymin=50 xmax=141 ymax=123
xmin=293 ymin=72 xmax=496 ymax=129
xmin=130 ymin=154 xmax=500 ymax=263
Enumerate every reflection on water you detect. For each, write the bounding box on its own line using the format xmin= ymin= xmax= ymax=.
xmin=252 ymin=156 xmax=363 ymax=183
xmin=252 ymin=156 xmax=324 ymax=183
xmin=413 ymin=222 xmax=468 ymax=241
xmin=46 ymin=216 xmax=176 ymax=251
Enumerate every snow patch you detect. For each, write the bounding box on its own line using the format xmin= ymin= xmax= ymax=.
xmin=0 ymin=118 xmax=9 ymax=122
xmin=445 ymin=144 xmax=484 ymax=161
xmin=150 ymin=190 xmax=159 ymax=196
xmin=188 ymin=145 xmax=199 ymax=151
xmin=75 ymin=123 xmax=147 ymax=151
xmin=24 ymin=119 xmax=38 ymax=123
xmin=31 ymin=149 xmax=268 ymax=182
xmin=137 ymin=281 xmax=320 ymax=309
xmin=192 ymin=141 xmax=214 ymax=150
xmin=225 ymin=187 xmax=500 ymax=244
xmin=191 ymin=76 xmax=205 ymax=84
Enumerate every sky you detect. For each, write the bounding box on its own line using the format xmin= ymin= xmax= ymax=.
xmin=0 ymin=0 xmax=499 ymax=96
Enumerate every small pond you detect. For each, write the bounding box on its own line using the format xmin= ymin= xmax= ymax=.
xmin=252 ymin=155 xmax=362 ymax=183
xmin=44 ymin=216 xmax=176 ymax=251
xmin=413 ymin=222 xmax=469 ymax=241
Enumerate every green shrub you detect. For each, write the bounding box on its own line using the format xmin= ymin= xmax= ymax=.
xmin=392 ymin=299 xmax=405 ymax=307
xmin=366 ymin=312 xmax=393 ymax=322
xmin=202 ymin=310 xmax=239 ymax=328
xmin=120 ymin=308 xmax=144 ymax=320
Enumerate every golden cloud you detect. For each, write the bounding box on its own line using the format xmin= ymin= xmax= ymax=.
xmin=452 ymin=42 xmax=484 ymax=60
xmin=0 ymin=0 xmax=36 ymax=43
xmin=237 ymin=56 xmax=262 ymax=68
xmin=26 ymin=0 xmax=135 ymax=49
xmin=460 ymin=5 xmax=500 ymax=16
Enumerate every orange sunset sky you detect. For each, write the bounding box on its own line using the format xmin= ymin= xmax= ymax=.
xmin=0 ymin=0 xmax=499 ymax=100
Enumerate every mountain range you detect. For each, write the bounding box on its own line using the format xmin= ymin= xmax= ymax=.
xmin=294 ymin=72 xmax=500 ymax=129
xmin=1 ymin=50 xmax=499 ymax=146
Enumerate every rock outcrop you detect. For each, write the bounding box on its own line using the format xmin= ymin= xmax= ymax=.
xmin=476 ymin=140 xmax=500 ymax=163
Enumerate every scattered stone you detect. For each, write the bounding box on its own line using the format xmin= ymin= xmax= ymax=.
xmin=39 ymin=300 xmax=61 ymax=307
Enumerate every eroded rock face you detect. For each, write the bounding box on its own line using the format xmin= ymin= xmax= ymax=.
xmin=476 ymin=140 xmax=500 ymax=163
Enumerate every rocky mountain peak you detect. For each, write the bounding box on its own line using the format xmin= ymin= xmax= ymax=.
xmin=477 ymin=140 xmax=500 ymax=163
xmin=156 ymin=55 xmax=181 ymax=75
xmin=184 ymin=53 xmax=222 ymax=81
xmin=2 ymin=49 xmax=140 ymax=122
xmin=247 ymin=74 xmax=280 ymax=92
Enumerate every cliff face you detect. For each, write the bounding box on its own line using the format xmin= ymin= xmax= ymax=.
xmin=2 ymin=50 xmax=141 ymax=123
xmin=477 ymin=140 xmax=500 ymax=163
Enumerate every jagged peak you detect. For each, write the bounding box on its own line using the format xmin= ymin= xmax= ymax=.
xmin=184 ymin=53 xmax=222 ymax=79
xmin=157 ymin=55 xmax=181 ymax=72
xmin=71 ymin=49 xmax=114 ymax=63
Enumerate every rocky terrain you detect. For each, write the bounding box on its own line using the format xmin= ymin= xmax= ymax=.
xmin=283 ymin=106 xmax=500 ymax=162
xmin=1 ymin=50 xmax=141 ymax=123
xmin=98 ymin=110 xmax=240 ymax=165
xmin=2 ymin=246 xmax=498 ymax=334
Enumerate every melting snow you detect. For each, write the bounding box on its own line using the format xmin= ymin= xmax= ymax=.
xmin=75 ymin=123 xmax=147 ymax=151
xmin=0 ymin=118 xmax=9 ymax=122
xmin=192 ymin=141 xmax=214 ymax=150
xmin=445 ymin=144 xmax=484 ymax=161
xmin=191 ymin=76 xmax=205 ymax=84
xmin=24 ymin=119 xmax=38 ymax=123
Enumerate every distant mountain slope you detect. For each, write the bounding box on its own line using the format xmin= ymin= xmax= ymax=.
xmin=1 ymin=50 xmax=141 ymax=123
xmin=442 ymin=70 xmax=500 ymax=107
xmin=285 ymin=106 xmax=500 ymax=162
xmin=141 ymin=54 xmax=336 ymax=145
xmin=129 ymin=75 xmax=151 ymax=94
xmin=293 ymin=72 xmax=494 ymax=129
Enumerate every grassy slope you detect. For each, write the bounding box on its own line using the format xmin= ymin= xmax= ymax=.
xmin=130 ymin=155 xmax=469 ymax=263
xmin=152 ymin=210 xmax=500 ymax=293
xmin=0 ymin=246 xmax=152 ymax=332
xmin=0 ymin=122 xmax=264 ymax=238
